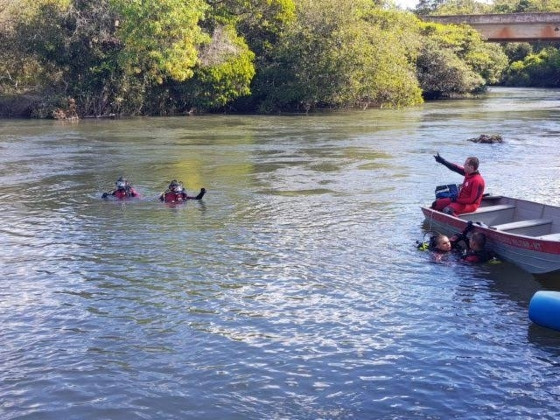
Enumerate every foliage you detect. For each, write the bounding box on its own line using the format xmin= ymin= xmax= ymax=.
xmin=464 ymin=42 xmax=509 ymax=84
xmin=359 ymin=9 xmax=424 ymax=107
xmin=491 ymin=0 xmax=560 ymax=13
xmin=253 ymin=0 xmax=423 ymax=112
xmin=2 ymin=0 xmax=259 ymax=116
xmin=190 ymin=26 xmax=256 ymax=109
xmin=0 ymin=1 xmax=59 ymax=95
xmin=417 ymin=22 xmax=508 ymax=98
xmin=418 ymin=0 xmax=560 ymax=90
xmin=111 ymin=0 xmax=209 ymax=84
xmin=502 ymin=43 xmax=533 ymax=63
xmin=0 ymin=0 xmax=530 ymax=116
xmin=429 ymin=0 xmax=492 ymax=15
xmin=6 ymin=0 xmax=127 ymax=115
xmin=147 ymin=24 xmax=256 ymax=114
xmin=208 ymin=0 xmax=295 ymax=55
xmin=201 ymin=0 xmax=295 ymax=112
xmin=415 ymin=0 xmax=445 ymax=15
xmin=417 ymin=39 xmax=483 ymax=98
xmin=502 ymin=47 xmax=560 ymax=86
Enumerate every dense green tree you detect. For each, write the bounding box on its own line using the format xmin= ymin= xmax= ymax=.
xmin=197 ymin=0 xmax=295 ymax=112
xmin=417 ymin=39 xmax=483 ymax=98
xmin=502 ymin=47 xmax=560 ymax=86
xmin=3 ymin=0 xmax=258 ymax=116
xmin=7 ymin=0 xmax=129 ymax=115
xmin=146 ymin=24 xmax=256 ymax=114
xmin=464 ymin=41 xmax=508 ymax=84
xmin=492 ymin=0 xmax=560 ymax=13
xmin=0 ymin=0 xmax=522 ymax=116
xmin=430 ymin=0 xmax=492 ymax=15
xmin=253 ymin=0 xmax=422 ymax=112
xmin=207 ymin=0 xmax=295 ymax=55
xmin=415 ymin=0 xmax=446 ymax=15
xmin=0 ymin=1 xmax=43 ymax=95
xmin=502 ymin=43 xmax=533 ymax=63
xmin=111 ymin=0 xmax=208 ymax=85
xmin=417 ymin=22 xmax=508 ymax=98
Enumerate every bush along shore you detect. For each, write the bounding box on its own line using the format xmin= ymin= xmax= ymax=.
xmin=6 ymin=0 xmax=552 ymax=118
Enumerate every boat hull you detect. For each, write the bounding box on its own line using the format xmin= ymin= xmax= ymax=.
xmin=421 ymin=203 xmax=560 ymax=275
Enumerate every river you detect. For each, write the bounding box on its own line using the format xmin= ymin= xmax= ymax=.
xmin=1 ymin=87 xmax=560 ymax=419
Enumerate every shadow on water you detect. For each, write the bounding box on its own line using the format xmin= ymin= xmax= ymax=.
xmin=483 ymin=260 xmax=542 ymax=304
xmin=454 ymin=257 xmax=560 ymax=356
xmin=481 ymin=262 xmax=560 ymax=352
xmin=528 ymin=323 xmax=560 ymax=353
xmin=534 ymin=272 xmax=560 ymax=290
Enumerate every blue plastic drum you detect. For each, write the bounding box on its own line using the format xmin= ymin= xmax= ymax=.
xmin=529 ymin=291 xmax=560 ymax=331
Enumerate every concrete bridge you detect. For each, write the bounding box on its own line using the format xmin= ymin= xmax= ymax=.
xmin=426 ymin=12 xmax=560 ymax=41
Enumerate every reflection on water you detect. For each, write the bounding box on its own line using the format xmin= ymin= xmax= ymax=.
xmin=1 ymin=88 xmax=560 ymax=419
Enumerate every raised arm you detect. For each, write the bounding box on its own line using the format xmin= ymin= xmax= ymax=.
xmin=434 ymin=153 xmax=465 ymax=176
xmin=187 ymin=188 xmax=206 ymax=200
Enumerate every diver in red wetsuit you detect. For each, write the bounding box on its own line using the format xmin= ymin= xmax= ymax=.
xmin=102 ymin=177 xmax=140 ymax=199
xmin=159 ymin=180 xmax=206 ymax=203
xmin=452 ymin=230 xmax=490 ymax=263
xmin=431 ymin=154 xmax=485 ymax=216
xmin=462 ymin=233 xmax=490 ymax=263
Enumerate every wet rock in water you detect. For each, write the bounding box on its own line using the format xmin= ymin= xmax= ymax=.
xmin=468 ymin=134 xmax=503 ymax=144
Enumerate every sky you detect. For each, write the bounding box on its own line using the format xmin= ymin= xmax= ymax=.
xmin=394 ymin=0 xmax=419 ymax=9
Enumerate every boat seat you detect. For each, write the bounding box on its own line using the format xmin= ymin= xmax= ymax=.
xmin=481 ymin=195 xmax=504 ymax=202
xmin=537 ymin=232 xmax=560 ymax=241
xmin=459 ymin=204 xmax=516 ymax=225
xmin=470 ymin=204 xmax=515 ymax=214
xmin=490 ymin=219 xmax=552 ymax=235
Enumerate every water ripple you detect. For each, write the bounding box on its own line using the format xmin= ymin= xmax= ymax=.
xmin=2 ymin=89 xmax=560 ymax=419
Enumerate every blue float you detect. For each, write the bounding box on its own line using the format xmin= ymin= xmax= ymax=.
xmin=529 ymin=291 xmax=560 ymax=331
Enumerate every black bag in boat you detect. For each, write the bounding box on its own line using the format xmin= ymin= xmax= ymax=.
xmin=435 ymin=184 xmax=460 ymax=199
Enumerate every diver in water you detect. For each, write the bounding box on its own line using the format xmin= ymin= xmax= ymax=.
xmin=102 ymin=177 xmax=140 ymax=199
xmin=432 ymin=234 xmax=453 ymax=253
xmin=417 ymin=233 xmax=454 ymax=262
xmin=451 ymin=230 xmax=491 ymax=263
xmin=159 ymin=180 xmax=206 ymax=203
xmin=418 ymin=222 xmax=493 ymax=264
xmin=417 ymin=232 xmax=453 ymax=252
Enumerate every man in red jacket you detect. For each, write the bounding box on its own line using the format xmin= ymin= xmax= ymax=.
xmin=431 ymin=154 xmax=485 ymax=216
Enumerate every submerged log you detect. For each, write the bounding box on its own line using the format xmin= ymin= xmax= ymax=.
xmin=468 ymin=134 xmax=503 ymax=144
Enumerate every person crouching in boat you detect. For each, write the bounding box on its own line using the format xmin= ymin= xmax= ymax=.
xmin=431 ymin=154 xmax=485 ymax=216
xmin=159 ymin=180 xmax=206 ymax=203
xmin=102 ymin=177 xmax=140 ymax=199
